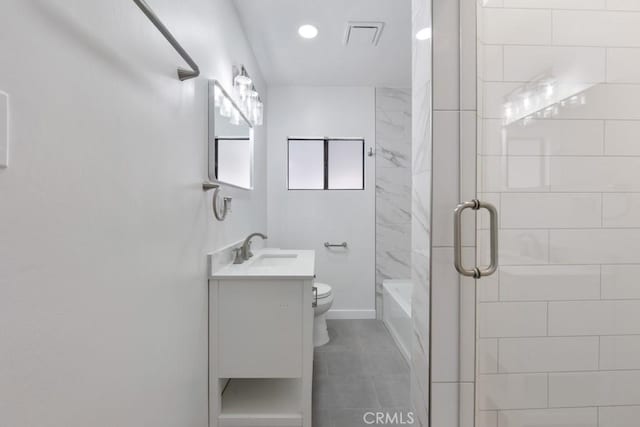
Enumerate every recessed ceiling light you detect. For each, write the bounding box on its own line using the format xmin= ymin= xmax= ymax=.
xmin=298 ymin=24 xmax=318 ymax=39
xmin=415 ymin=27 xmax=432 ymax=41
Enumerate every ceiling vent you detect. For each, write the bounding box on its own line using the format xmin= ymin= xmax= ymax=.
xmin=344 ymin=21 xmax=385 ymax=47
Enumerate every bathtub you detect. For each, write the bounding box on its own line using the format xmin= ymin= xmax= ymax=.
xmin=382 ymin=279 xmax=413 ymax=363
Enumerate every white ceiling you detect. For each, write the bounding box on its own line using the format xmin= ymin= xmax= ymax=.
xmin=232 ymin=0 xmax=411 ymax=87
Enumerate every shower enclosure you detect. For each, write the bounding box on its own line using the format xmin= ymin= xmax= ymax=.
xmin=462 ymin=2 xmax=640 ymax=426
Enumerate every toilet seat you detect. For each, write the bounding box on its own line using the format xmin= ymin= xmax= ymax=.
xmin=314 ymin=282 xmax=332 ymax=299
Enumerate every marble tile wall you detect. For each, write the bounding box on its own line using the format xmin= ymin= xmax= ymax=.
xmin=375 ymin=88 xmax=412 ymax=317
xmin=411 ymin=0 xmax=433 ymax=425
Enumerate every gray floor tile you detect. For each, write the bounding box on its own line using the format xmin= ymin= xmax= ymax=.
xmin=313 ymin=409 xmax=334 ymax=427
xmin=314 ymin=352 xmax=329 ymax=377
xmin=313 ymin=320 xmax=413 ymax=426
xmin=332 ymin=408 xmax=416 ymax=427
xmin=373 ymin=376 xmax=411 ymax=408
xmin=343 ymin=320 xmax=388 ymax=339
xmin=358 ymin=328 xmax=399 ymax=353
xmin=366 ymin=350 xmax=409 ymax=375
xmin=313 ymin=376 xmax=380 ymax=409
xmin=324 ymin=351 xmax=368 ymax=376
xmin=331 ymin=408 xmax=379 ymax=427
xmin=316 ymin=321 xmax=361 ymax=353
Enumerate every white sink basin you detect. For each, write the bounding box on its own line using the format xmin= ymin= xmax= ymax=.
xmin=209 ymin=249 xmax=314 ymax=279
xmin=250 ymin=253 xmax=299 ymax=268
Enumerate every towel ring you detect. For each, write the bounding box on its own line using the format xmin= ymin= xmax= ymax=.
xmin=202 ymin=182 xmax=231 ymax=221
xmin=212 ymin=187 xmax=232 ymax=221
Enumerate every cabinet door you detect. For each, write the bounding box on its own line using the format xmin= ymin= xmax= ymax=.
xmin=218 ymin=280 xmax=303 ymax=378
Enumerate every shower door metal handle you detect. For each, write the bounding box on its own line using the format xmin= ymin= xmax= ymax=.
xmin=454 ymin=199 xmax=499 ymax=278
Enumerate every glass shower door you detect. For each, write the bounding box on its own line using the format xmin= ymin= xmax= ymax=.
xmin=473 ymin=2 xmax=640 ymax=426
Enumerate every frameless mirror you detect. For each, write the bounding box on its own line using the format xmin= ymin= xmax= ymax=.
xmin=208 ymin=80 xmax=254 ymax=190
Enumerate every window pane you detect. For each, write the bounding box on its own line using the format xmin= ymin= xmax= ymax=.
xmin=328 ymin=140 xmax=364 ymax=189
xmin=288 ymin=139 xmax=325 ymax=189
xmin=217 ymin=138 xmax=252 ymax=189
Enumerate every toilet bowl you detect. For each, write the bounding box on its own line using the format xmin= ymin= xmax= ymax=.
xmin=313 ymin=282 xmax=334 ymax=347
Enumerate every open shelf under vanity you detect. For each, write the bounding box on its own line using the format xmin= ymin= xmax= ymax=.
xmin=219 ymin=378 xmax=303 ymax=427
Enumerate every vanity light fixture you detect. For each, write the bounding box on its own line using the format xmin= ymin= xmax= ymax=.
xmin=232 ymin=65 xmax=264 ymax=127
xmin=230 ymin=108 xmax=242 ymax=126
xmin=219 ymin=96 xmax=233 ymax=118
xmin=250 ymin=89 xmax=263 ymax=125
xmin=415 ymin=27 xmax=432 ymax=41
xmin=298 ymin=24 xmax=319 ymax=39
xmin=233 ymin=66 xmax=252 ymax=98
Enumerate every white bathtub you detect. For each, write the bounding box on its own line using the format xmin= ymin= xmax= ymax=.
xmin=382 ymin=279 xmax=413 ymax=363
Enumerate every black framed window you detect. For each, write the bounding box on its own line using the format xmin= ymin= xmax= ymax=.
xmin=287 ymin=138 xmax=365 ymax=190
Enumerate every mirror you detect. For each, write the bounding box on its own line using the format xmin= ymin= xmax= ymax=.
xmin=208 ymin=80 xmax=254 ymax=190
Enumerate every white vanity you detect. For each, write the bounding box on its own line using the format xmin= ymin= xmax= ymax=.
xmin=208 ymin=249 xmax=315 ymax=427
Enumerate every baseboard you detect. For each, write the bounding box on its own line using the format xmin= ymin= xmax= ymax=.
xmin=326 ymin=309 xmax=377 ymax=320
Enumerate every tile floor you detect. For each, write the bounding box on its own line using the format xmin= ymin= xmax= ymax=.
xmin=313 ymin=320 xmax=414 ymax=427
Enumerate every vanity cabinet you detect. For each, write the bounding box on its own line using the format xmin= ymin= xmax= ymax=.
xmin=208 ymin=250 xmax=315 ymax=427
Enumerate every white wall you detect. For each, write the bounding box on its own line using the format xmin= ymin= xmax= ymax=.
xmin=0 ymin=1 xmax=266 ymax=425
xmin=266 ymin=86 xmax=376 ymax=318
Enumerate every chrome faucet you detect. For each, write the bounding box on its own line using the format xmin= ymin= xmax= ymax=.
xmin=240 ymin=232 xmax=268 ymax=262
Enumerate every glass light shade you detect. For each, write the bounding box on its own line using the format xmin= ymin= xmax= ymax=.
xmin=245 ymin=90 xmax=258 ymax=121
xmin=254 ymin=100 xmax=263 ymax=126
xmin=213 ymin=89 xmax=223 ymax=108
xmin=230 ymin=107 xmax=241 ymax=125
xmin=234 ymin=73 xmax=252 ymax=99
xmin=220 ymin=97 xmax=232 ymax=118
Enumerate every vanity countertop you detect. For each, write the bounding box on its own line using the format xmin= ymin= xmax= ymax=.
xmin=210 ymin=248 xmax=315 ymax=280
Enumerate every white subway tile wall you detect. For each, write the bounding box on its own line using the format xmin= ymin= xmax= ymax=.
xmin=498 ymin=408 xmax=598 ymax=427
xmin=476 ymin=1 xmax=640 ymax=426
xmin=478 ymin=373 xmax=549 ymax=410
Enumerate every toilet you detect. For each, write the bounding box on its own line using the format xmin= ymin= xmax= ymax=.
xmin=313 ymin=282 xmax=334 ymax=347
